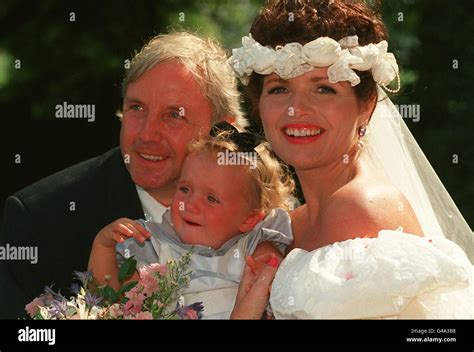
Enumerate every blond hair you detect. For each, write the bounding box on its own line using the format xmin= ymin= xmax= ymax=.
xmin=189 ymin=133 xmax=295 ymax=214
xmin=121 ymin=31 xmax=247 ymax=130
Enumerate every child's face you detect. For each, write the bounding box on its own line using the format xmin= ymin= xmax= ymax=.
xmin=170 ymin=151 xmax=259 ymax=249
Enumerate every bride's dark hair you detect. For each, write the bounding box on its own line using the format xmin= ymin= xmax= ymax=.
xmin=246 ymin=0 xmax=387 ymax=124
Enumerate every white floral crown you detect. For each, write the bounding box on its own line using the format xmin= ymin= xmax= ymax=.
xmin=229 ymin=34 xmax=400 ymax=92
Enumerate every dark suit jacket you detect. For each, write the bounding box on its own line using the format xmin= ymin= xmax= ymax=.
xmin=0 ymin=147 xmax=144 ymax=319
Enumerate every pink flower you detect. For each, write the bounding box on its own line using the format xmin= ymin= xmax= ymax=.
xmin=107 ymin=303 xmax=123 ymax=319
xmin=138 ymin=269 xmax=159 ymax=296
xmin=132 ymin=311 xmax=153 ymax=320
xmin=124 ymin=287 xmax=146 ymax=315
xmin=345 ymin=272 xmax=354 ymax=281
xmin=25 ymin=297 xmax=45 ymax=318
xmin=140 ymin=263 xmax=168 ymax=276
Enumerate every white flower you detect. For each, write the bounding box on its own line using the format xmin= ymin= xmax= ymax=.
xmin=371 ymin=42 xmax=399 ymax=85
xmin=229 ymin=35 xmax=276 ymax=83
xmin=301 ymin=37 xmax=341 ymax=67
xmin=87 ymin=305 xmax=102 ymax=320
xmin=229 ymin=47 xmax=252 ymax=77
xmin=229 ymin=34 xmax=399 ymax=88
xmin=338 ymin=35 xmax=359 ymax=48
xmin=229 ymin=36 xmax=256 ymax=76
xmin=328 ymin=49 xmax=363 ymax=86
xmin=274 ymin=43 xmax=308 ymax=79
xmin=252 ymin=47 xmax=276 ymax=75
xmin=349 ymin=43 xmax=380 ymax=71
xmin=39 ymin=306 xmax=51 ymax=319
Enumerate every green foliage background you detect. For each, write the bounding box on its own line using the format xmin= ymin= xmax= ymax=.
xmin=1 ymin=0 xmax=472 ymax=228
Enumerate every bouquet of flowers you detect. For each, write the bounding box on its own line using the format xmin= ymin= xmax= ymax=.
xmin=25 ymin=252 xmax=204 ymax=320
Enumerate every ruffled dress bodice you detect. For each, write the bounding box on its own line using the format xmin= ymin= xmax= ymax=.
xmin=270 ymin=231 xmax=473 ymax=319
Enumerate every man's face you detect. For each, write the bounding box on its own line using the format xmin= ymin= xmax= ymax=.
xmin=120 ymin=61 xmax=213 ymax=199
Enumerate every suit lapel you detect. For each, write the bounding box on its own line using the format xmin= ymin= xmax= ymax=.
xmin=105 ymin=148 xmax=144 ymax=221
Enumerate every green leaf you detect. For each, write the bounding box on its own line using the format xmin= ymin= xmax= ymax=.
xmin=101 ymin=286 xmax=118 ymax=303
xmin=120 ymin=296 xmax=129 ymax=305
xmin=118 ymin=257 xmax=137 ymax=283
xmin=34 ymin=309 xmax=44 ymax=320
xmin=117 ymin=281 xmax=138 ymax=296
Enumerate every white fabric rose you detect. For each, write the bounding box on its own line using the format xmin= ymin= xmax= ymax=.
xmin=229 ymin=36 xmax=256 ymax=77
xmin=229 ymin=34 xmax=399 ymax=89
xmin=301 ymin=37 xmax=341 ymax=67
xmin=372 ymin=41 xmax=399 ymax=85
xmin=328 ymin=49 xmax=363 ymax=86
xmin=252 ymin=46 xmax=276 ymax=74
xmin=274 ymin=43 xmax=308 ymax=79
xmin=338 ymin=35 xmax=359 ymax=48
xmin=350 ymin=43 xmax=380 ymax=71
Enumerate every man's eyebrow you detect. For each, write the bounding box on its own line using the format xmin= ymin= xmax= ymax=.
xmin=123 ymin=96 xmax=145 ymax=105
xmin=167 ymin=105 xmax=186 ymax=110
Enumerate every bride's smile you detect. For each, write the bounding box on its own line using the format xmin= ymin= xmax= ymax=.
xmin=281 ymin=123 xmax=325 ymax=144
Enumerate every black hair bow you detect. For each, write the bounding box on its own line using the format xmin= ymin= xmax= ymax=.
xmin=210 ymin=121 xmax=262 ymax=152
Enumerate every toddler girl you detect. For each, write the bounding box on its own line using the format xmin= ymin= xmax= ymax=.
xmin=88 ymin=122 xmax=295 ymax=318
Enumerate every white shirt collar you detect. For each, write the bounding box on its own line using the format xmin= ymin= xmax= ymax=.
xmin=135 ymin=185 xmax=168 ymax=223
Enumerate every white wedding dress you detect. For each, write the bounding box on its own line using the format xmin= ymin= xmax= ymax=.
xmin=270 ymin=88 xmax=474 ymax=319
xmin=270 ymin=230 xmax=473 ymax=319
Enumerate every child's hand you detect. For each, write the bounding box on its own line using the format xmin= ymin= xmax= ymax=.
xmin=95 ymin=218 xmax=151 ymax=248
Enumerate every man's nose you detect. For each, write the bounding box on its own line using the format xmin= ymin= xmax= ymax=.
xmin=138 ymin=114 xmax=164 ymax=143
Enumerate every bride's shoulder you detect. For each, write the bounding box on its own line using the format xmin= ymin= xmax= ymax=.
xmin=319 ymin=176 xmax=422 ymax=244
xmin=337 ymin=173 xmax=409 ymax=211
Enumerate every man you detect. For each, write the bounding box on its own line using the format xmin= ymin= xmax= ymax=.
xmin=0 ymin=31 xmax=246 ymax=318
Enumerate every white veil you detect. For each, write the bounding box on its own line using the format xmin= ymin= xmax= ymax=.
xmin=366 ymin=87 xmax=474 ymax=263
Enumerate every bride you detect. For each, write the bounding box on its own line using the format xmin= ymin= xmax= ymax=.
xmin=230 ymin=0 xmax=473 ymax=319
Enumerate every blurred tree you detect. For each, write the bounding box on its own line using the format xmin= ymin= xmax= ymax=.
xmin=382 ymin=0 xmax=474 ymax=227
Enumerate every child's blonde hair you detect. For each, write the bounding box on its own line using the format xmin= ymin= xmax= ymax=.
xmin=189 ymin=131 xmax=295 ymax=214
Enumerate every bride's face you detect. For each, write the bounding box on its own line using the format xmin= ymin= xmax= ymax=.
xmin=259 ymin=67 xmax=366 ymax=170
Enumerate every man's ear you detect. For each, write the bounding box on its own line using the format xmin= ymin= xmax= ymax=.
xmin=115 ymin=109 xmax=123 ymax=122
xmin=239 ymin=210 xmax=265 ymax=233
xmin=223 ymin=115 xmax=236 ymax=124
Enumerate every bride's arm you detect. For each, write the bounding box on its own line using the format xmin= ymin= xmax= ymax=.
xmin=230 ymin=253 xmax=279 ymax=319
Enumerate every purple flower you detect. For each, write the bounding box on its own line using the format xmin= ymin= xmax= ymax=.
xmin=176 ymin=302 xmax=204 ymax=320
xmin=48 ymin=299 xmax=68 ymax=319
xmin=43 ymin=285 xmax=65 ymax=303
xmin=70 ymin=283 xmax=80 ymax=295
xmin=73 ymin=270 xmax=93 ymax=287
xmin=85 ymin=291 xmax=103 ymax=307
